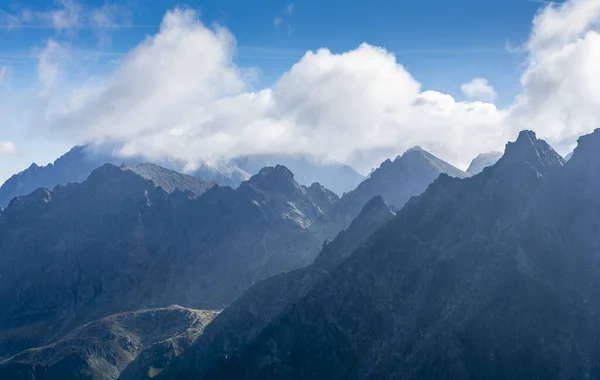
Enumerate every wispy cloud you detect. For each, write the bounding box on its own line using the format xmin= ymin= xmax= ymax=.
xmin=273 ymin=3 xmax=294 ymax=30
xmin=0 ymin=66 xmax=10 ymax=89
xmin=285 ymin=4 xmax=295 ymax=15
xmin=0 ymin=0 xmax=152 ymax=32
xmin=504 ymin=39 xmax=524 ymax=54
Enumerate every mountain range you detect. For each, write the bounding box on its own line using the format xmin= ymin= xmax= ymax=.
xmin=0 ymin=163 xmax=343 ymax=359
xmin=0 ymin=148 xmax=366 ymax=208
xmin=171 ymin=129 xmax=600 ymax=379
xmin=0 ymin=138 xmax=557 ymax=379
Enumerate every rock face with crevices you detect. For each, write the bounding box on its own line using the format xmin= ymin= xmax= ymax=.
xmin=169 ymin=130 xmax=600 ymax=379
xmin=0 ymin=306 xmax=218 ymax=380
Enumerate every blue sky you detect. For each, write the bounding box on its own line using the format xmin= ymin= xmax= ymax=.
xmin=1 ymin=0 xmax=549 ymax=103
xmin=5 ymin=0 xmax=598 ymax=185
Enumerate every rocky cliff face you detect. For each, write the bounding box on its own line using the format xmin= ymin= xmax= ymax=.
xmin=0 ymin=164 xmax=340 ymax=359
xmin=0 ymin=306 xmax=218 ymax=380
xmin=175 ymin=130 xmax=600 ymax=380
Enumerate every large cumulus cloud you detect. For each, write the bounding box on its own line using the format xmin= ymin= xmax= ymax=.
xmin=31 ymin=0 xmax=600 ymax=173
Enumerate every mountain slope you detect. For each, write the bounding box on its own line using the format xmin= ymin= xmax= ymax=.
xmin=332 ymin=146 xmax=468 ymax=227
xmin=233 ymin=154 xmax=365 ymax=196
xmin=162 ymin=196 xmax=395 ymax=380
xmin=192 ymin=130 xmax=600 ymax=380
xmin=466 ymin=151 xmax=503 ymax=175
xmin=0 ymin=306 xmax=218 ymax=380
xmin=0 ymin=164 xmax=340 ymax=359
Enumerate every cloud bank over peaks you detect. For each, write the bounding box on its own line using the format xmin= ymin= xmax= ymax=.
xmin=27 ymin=0 xmax=600 ymax=174
xmin=510 ymin=0 xmax=600 ymax=151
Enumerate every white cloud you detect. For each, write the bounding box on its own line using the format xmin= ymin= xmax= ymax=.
xmin=13 ymin=0 xmax=600 ymax=176
xmin=37 ymin=39 xmax=70 ymax=92
xmin=273 ymin=17 xmax=282 ymax=27
xmin=33 ymin=9 xmax=507 ymax=173
xmin=461 ymin=78 xmax=497 ymax=102
xmin=509 ymin=0 xmax=600 ymax=149
xmin=50 ymin=0 xmax=82 ymax=31
xmin=0 ymin=141 xmax=16 ymax=155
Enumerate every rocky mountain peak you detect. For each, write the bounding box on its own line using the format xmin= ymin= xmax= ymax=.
xmin=257 ymin=164 xmax=294 ymax=180
xmin=405 ymin=145 xmax=425 ymax=154
xmin=87 ymin=163 xmax=135 ymax=183
xmin=27 ymin=163 xmax=40 ymax=171
xmin=245 ymin=165 xmax=300 ymax=196
xmin=500 ymin=130 xmax=564 ymax=176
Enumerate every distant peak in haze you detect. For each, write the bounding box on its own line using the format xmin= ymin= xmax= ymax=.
xmin=467 ymin=151 xmax=503 ymax=175
xmin=405 ymin=145 xmax=425 ymax=153
xmin=331 ymin=145 xmax=468 ymax=228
